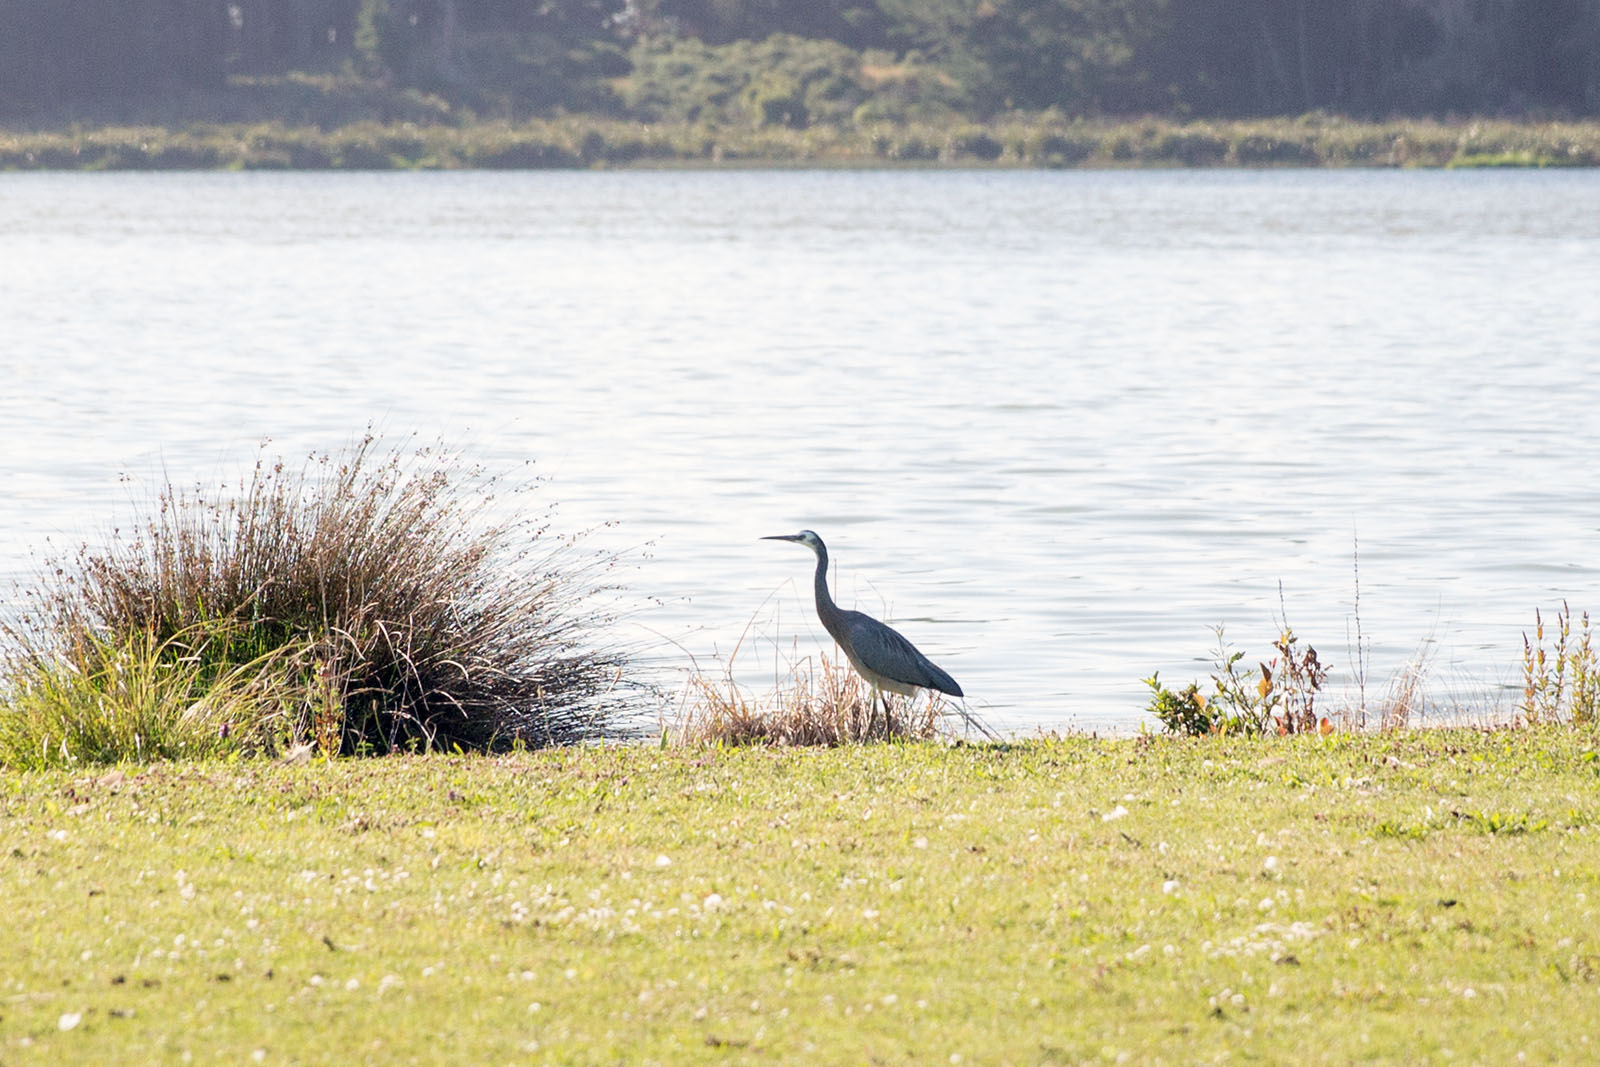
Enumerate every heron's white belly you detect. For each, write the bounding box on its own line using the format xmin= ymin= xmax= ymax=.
xmin=843 ymin=654 xmax=918 ymax=696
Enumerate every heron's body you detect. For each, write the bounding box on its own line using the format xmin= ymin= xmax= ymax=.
xmin=763 ymin=530 xmax=962 ymax=702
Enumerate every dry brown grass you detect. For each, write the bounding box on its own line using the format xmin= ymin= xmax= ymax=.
xmin=672 ymin=651 xmax=986 ymax=747
xmin=1377 ymin=651 xmax=1432 ymax=731
xmin=1326 ymin=634 xmax=1524 ymax=734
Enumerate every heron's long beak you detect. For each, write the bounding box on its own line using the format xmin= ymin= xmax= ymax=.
xmin=761 ymin=534 xmax=804 ymax=543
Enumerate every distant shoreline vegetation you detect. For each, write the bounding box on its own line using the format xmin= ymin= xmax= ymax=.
xmin=8 ymin=3 xmax=1600 ymax=172
xmin=5 ymin=114 xmax=1599 ymax=171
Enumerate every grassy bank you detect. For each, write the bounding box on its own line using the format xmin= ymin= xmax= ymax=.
xmin=5 ymin=728 xmax=1599 ymax=1063
xmin=3 ymin=115 xmax=1599 ymax=171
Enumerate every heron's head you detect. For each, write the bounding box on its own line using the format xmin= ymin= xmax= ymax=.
xmin=761 ymin=529 xmax=824 ymax=554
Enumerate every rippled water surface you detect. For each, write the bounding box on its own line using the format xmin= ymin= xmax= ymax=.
xmin=3 ymin=168 xmax=1598 ymax=732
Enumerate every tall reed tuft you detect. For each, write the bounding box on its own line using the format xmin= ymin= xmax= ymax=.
xmin=1 ymin=434 xmax=631 ymax=765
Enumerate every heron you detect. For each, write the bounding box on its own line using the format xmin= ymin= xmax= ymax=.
xmin=762 ymin=530 xmax=963 ymax=715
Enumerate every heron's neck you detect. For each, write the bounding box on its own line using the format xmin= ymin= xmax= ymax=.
xmin=811 ymin=547 xmax=845 ymax=633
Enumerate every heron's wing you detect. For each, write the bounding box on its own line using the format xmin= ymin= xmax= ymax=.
xmin=844 ymin=614 xmax=963 ymax=697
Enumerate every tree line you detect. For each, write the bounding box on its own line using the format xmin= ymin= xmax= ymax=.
xmin=3 ymin=0 xmax=1597 ymax=122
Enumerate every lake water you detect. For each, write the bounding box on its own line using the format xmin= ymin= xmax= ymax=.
xmin=2 ymin=168 xmax=1598 ymax=735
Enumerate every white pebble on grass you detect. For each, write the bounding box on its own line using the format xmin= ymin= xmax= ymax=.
xmin=58 ymin=1012 xmax=82 ymax=1032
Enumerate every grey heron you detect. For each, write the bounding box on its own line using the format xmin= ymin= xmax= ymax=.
xmin=762 ymin=530 xmax=963 ymax=712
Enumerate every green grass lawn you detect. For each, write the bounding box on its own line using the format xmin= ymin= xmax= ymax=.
xmin=4 ymin=729 xmax=1599 ymax=1064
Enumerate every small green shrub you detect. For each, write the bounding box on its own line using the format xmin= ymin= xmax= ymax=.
xmin=1142 ymin=673 xmax=1213 ymax=735
xmin=1146 ymin=626 xmax=1328 ymax=737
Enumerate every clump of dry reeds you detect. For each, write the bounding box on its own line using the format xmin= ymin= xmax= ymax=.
xmin=1374 ymin=647 xmax=1433 ymax=731
xmin=1 ymin=433 xmax=631 ymax=764
xmin=673 ymin=650 xmax=969 ymax=747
